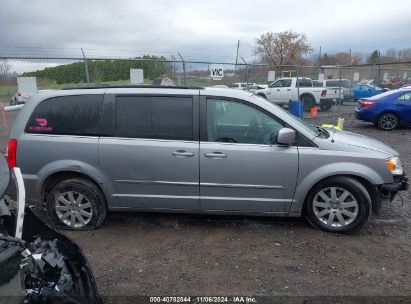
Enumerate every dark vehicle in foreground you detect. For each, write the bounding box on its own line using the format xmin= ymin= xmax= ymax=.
xmin=355 ymin=88 xmax=411 ymax=131
xmin=0 ymin=155 xmax=101 ymax=304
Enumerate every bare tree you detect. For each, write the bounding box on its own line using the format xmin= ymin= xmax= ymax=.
xmin=0 ymin=59 xmax=11 ymax=80
xmin=254 ymin=30 xmax=312 ymax=66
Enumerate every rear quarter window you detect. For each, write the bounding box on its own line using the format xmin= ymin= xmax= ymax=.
xmin=25 ymin=95 xmax=103 ymax=136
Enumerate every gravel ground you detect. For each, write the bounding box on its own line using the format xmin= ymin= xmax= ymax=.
xmin=1 ymin=101 xmax=410 ymax=303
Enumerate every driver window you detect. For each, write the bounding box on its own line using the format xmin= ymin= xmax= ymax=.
xmin=206 ymin=99 xmax=284 ymax=145
xmin=270 ymin=80 xmax=282 ymax=88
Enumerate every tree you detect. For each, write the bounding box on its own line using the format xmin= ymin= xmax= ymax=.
xmin=254 ymin=30 xmax=312 ymax=66
xmin=368 ymin=50 xmax=380 ymax=64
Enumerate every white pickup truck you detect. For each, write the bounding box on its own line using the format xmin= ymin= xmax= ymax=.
xmin=255 ymin=77 xmax=333 ymax=111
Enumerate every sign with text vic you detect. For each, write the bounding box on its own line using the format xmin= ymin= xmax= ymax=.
xmin=210 ymin=64 xmax=224 ymax=80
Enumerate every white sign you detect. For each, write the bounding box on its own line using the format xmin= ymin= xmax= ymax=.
xmin=130 ymin=69 xmax=144 ymax=84
xmin=17 ymin=77 xmax=37 ymax=94
xmin=403 ymin=72 xmax=408 ymax=80
xmin=318 ymin=73 xmax=324 ymax=82
xmin=383 ymin=72 xmax=388 ymax=81
xmin=268 ymin=71 xmax=276 ymax=82
xmin=210 ymin=64 xmax=224 ymax=80
xmin=353 ymin=72 xmax=360 ymax=82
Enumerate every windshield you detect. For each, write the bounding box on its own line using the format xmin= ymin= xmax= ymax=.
xmin=250 ymin=95 xmax=320 ymax=137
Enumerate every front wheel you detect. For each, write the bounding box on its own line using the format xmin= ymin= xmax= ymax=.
xmin=304 ymin=176 xmax=371 ymax=234
xmin=46 ymin=178 xmax=107 ymax=230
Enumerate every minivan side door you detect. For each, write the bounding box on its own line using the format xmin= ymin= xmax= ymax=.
xmin=98 ymin=93 xmax=200 ymax=210
xmin=199 ymin=97 xmax=299 ymax=213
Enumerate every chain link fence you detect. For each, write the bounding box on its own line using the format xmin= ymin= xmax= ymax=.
xmin=1 ymin=56 xmax=411 ymax=129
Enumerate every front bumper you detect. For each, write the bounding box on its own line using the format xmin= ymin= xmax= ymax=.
xmin=381 ymin=174 xmax=409 ymax=193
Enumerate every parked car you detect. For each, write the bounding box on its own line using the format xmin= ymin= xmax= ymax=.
xmin=229 ymin=83 xmax=256 ymax=90
xmin=249 ymin=84 xmax=268 ymax=94
xmin=5 ymin=86 xmax=408 ymax=233
xmin=355 ymin=88 xmax=411 ymax=130
xmin=255 ymin=77 xmax=331 ymax=111
xmin=352 ymin=84 xmax=388 ymax=100
xmin=9 ymin=90 xmax=48 ymax=106
xmin=0 ymin=154 xmax=101 ymax=303
xmin=323 ymin=79 xmax=352 ymax=102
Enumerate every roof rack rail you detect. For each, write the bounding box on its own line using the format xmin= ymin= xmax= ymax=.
xmin=62 ymin=85 xmax=204 ymax=90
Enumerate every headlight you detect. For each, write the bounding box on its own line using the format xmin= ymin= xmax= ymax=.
xmin=386 ymin=156 xmax=403 ymax=175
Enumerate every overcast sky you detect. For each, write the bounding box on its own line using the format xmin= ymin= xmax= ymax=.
xmin=1 ymin=0 xmax=411 ymax=61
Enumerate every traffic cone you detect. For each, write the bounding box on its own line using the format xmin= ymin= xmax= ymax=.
xmin=310 ymin=106 xmax=318 ymax=117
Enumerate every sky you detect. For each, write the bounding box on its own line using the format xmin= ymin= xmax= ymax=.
xmin=1 ymin=0 xmax=411 ymax=62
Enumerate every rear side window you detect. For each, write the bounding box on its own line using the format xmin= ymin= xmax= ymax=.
xmin=297 ymin=79 xmax=312 ymax=87
xmin=25 ymin=95 xmax=103 ymax=136
xmin=114 ymin=96 xmax=193 ymax=140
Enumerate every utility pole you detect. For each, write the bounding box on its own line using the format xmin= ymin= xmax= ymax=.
xmin=235 ymin=40 xmax=240 ymax=72
xmin=349 ymin=48 xmax=352 ymax=65
xmin=319 ymin=46 xmax=322 ymax=66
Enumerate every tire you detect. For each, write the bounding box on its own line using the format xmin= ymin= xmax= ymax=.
xmin=304 ymin=176 xmax=371 ymax=234
xmin=319 ymin=100 xmax=332 ymax=111
xmin=46 ymin=178 xmax=107 ymax=230
xmin=377 ymin=112 xmax=399 ymax=131
xmin=301 ymin=95 xmax=315 ymax=112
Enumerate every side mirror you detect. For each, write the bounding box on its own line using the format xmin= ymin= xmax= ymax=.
xmin=277 ymin=128 xmax=296 ymax=146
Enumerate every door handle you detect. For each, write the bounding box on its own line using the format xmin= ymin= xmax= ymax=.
xmin=287 ymin=89 xmax=291 ymax=91
xmin=204 ymin=152 xmax=227 ymax=158
xmin=276 ymin=89 xmax=281 ymax=91
xmin=172 ymin=150 xmax=194 ymax=158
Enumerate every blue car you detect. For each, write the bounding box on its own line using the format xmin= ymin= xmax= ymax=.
xmin=352 ymin=84 xmax=387 ymax=100
xmin=355 ymin=88 xmax=411 ymax=130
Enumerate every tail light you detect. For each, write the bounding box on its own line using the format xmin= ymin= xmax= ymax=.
xmin=321 ymin=89 xmax=327 ymax=97
xmin=6 ymin=139 xmax=17 ymax=168
xmin=360 ymin=101 xmax=376 ymax=108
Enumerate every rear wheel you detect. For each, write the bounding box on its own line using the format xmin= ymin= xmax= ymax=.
xmin=301 ymin=95 xmax=315 ymax=112
xmin=377 ymin=112 xmax=399 ymax=131
xmin=304 ymin=176 xmax=371 ymax=234
xmin=46 ymin=178 xmax=107 ymax=230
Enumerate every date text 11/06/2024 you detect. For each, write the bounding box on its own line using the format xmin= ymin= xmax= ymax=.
xmin=149 ymin=296 xmax=257 ymax=303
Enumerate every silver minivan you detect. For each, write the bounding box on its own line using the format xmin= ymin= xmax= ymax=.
xmin=5 ymin=86 xmax=408 ymax=233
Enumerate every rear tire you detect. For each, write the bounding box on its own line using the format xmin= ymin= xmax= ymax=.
xmin=301 ymin=95 xmax=315 ymax=112
xmin=46 ymin=178 xmax=107 ymax=230
xmin=304 ymin=176 xmax=371 ymax=234
xmin=377 ymin=112 xmax=399 ymax=131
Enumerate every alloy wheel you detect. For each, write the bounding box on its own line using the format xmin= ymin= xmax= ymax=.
xmin=55 ymin=191 xmax=93 ymax=228
xmin=312 ymin=187 xmax=359 ymax=228
xmin=380 ymin=113 xmax=398 ymax=130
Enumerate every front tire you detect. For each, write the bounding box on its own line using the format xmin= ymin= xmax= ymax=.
xmin=304 ymin=176 xmax=371 ymax=234
xmin=377 ymin=112 xmax=399 ymax=131
xmin=46 ymin=178 xmax=107 ymax=230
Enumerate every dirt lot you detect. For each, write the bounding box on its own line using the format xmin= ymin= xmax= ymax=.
xmin=1 ymin=101 xmax=410 ymax=303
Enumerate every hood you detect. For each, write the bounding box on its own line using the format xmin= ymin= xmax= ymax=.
xmin=316 ymin=129 xmax=398 ymax=157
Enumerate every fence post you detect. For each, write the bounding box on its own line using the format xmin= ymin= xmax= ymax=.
xmin=241 ymin=57 xmax=249 ymax=91
xmin=338 ymin=65 xmax=342 ymax=113
xmin=81 ymin=48 xmax=90 ymax=85
xmin=178 ymin=52 xmax=186 ymax=86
